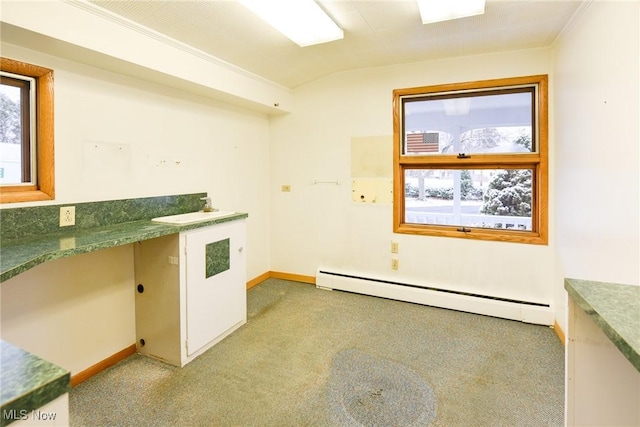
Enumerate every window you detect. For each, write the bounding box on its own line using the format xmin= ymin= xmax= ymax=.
xmin=0 ymin=58 xmax=54 ymax=203
xmin=393 ymin=75 xmax=548 ymax=244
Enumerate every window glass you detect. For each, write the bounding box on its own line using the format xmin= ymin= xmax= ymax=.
xmin=0 ymin=74 xmax=34 ymax=184
xmin=404 ymin=168 xmax=533 ymax=231
xmin=402 ymin=90 xmax=534 ymax=155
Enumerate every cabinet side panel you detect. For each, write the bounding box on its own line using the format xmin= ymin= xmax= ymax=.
xmin=134 ymin=235 xmax=182 ymax=366
xmin=567 ymin=298 xmax=640 ymax=426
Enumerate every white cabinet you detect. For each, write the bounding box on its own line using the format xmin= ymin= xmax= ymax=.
xmin=134 ymin=219 xmax=246 ymax=367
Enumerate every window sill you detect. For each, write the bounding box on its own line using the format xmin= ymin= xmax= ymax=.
xmin=0 ymin=189 xmax=54 ymax=204
xmin=394 ymin=223 xmax=547 ymax=245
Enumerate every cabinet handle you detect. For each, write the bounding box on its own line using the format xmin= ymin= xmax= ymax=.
xmin=238 ymin=247 xmax=244 ymax=253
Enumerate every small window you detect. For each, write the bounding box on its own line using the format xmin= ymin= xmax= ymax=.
xmin=0 ymin=58 xmax=54 ymax=203
xmin=393 ymin=75 xmax=548 ymax=244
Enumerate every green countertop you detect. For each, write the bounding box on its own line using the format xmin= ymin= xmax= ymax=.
xmin=0 ymin=340 xmax=70 ymax=427
xmin=0 ymin=213 xmax=248 ymax=283
xmin=0 ymin=202 xmax=247 ymax=425
xmin=565 ymin=278 xmax=640 ymax=372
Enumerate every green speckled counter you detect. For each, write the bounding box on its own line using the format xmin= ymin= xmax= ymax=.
xmin=0 ymin=340 xmax=70 ymax=427
xmin=565 ymin=278 xmax=640 ymax=372
xmin=0 ymin=192 xmax=248 ymax=283
xmin=0 ymin=213 xmax=247 ymax=283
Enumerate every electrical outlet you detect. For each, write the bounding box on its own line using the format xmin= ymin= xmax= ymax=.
xmin=391 ymin=242 xmax=399 ymax=253
xmin=281 ymin=185 xmax=291 ymax=192
xmin=59 ymin=206 xmax=76 ymax=227
xmin=391 ymin=258 xmax=399 ymax=270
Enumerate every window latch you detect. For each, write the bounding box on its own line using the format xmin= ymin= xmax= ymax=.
xmin=456 ymin=227 xmax=471 ymax=233
xmin=457 ymin=153 xmax=471 ymax=159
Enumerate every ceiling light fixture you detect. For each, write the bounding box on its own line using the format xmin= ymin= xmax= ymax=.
xmin=239 ymin=0 xmax=343 ymax=47
xmin=416 ymin=0 xmax=486 ymax=25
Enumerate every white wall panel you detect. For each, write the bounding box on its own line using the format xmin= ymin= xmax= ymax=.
xmin=553 ymin=1 xmax=640 ymax=330
xmin=270 ymin=49 xmax=556 ymax=309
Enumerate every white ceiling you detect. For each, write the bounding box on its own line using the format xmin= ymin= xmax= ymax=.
xmin=87 ymin=0 xmax=584 ymax=89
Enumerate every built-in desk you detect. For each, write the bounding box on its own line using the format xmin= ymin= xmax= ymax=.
xmin=565 ymin=278 xmax=640 ymax=426
xmin=1 ymin=213 xmax=247 ymax=283
xmin=0 ymin=193 xmax=248 ymax=426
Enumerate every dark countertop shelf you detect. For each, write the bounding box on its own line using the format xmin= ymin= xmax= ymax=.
xmin=0 ymin=213 xmax=248 ymax=283
xmin=565 ymin=278 xmax=640 ymax=372
xmin=0 ymin=340 xmax=70 ymax=427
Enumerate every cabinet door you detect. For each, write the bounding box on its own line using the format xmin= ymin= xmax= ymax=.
xmin=184 ymin=221 xmax=246 ymax=356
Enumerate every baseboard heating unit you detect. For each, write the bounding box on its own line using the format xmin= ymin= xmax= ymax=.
xmin=316 ymin=269 xmax=553 ymax=325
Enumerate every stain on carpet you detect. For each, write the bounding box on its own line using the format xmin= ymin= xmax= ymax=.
xmin=327 ymin=349 xmax=437 ymax=426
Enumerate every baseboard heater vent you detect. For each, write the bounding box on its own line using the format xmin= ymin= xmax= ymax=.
xmin=316 ymin=269 xmax=553 ymax=325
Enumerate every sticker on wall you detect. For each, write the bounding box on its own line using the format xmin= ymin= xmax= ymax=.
xmin=205 ymin=238 xmax=230 ymax=278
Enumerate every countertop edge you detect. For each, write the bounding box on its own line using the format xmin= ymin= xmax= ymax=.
xmin=0 ymin=341 xmax=71 ymax=427
xmin=564 ymin=278 xmax=640 ymax=372
xmin=0 ymin=374 xmax=70 ymax=427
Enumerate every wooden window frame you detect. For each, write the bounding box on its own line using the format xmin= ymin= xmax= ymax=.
xmin=0 ymin=57 xmax=54 ymax=203
xmin=392 ymin=75 xmax=548 ymax=245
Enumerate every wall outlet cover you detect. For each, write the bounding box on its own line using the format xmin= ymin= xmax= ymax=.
xmin=60 ymin=206 xmax=76 ymax=227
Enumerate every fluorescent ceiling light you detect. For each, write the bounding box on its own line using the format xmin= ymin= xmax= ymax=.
xmin=417 ymin=0 xmax=485 ymax=25
xmin=239 ymin=0 xmax=343 ymax=47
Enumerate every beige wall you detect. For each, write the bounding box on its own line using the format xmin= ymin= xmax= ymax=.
xmin=553 ymin=0 xmax=639 ymax=294
xmin=270 ymin=48 xmax=556 ymax=310
xmin=553 ymin=2 xmax=639 ymax=424
xmin=1 ymin=246 xmax=135 ymax=375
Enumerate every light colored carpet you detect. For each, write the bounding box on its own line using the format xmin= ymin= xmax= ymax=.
xmin=70 ymin=278 xmax=564 ymax=426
